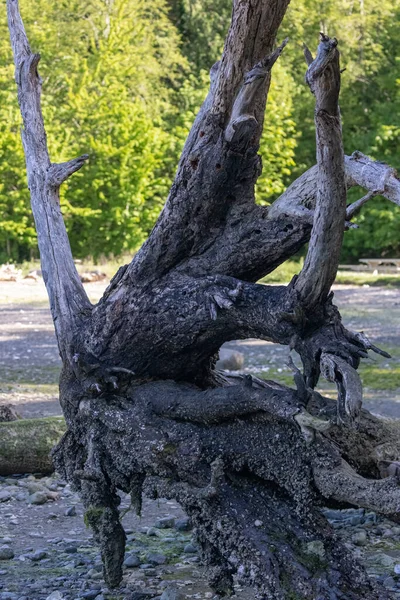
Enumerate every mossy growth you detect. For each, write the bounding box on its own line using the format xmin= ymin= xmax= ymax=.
xmin=84 ymin=506 xmax=106 ymax=528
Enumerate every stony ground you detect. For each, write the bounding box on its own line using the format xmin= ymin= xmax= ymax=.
xmin=0 ymin=279 xmax=400 ymax=599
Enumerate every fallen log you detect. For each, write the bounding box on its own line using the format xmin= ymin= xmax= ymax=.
xmin=0 ymin=416 xmax=66 ymax=475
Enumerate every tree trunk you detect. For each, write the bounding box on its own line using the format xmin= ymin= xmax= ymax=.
xmin=0 ymin=417 xmax=66 ymax=475
xmin=7 ymin=1 xmax=400 ymax=598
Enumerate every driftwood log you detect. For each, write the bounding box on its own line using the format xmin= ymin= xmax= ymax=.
xmin=0 ymin=417 xmax=66 ymax=475
xmin=6 ymin=0 xmax=400 ymax=598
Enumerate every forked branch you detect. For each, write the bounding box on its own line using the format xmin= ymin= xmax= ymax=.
xmin=295 ymin=34 xmax=346 ymax=309
xmin=7 ymin=0 xmax=91 ymax=361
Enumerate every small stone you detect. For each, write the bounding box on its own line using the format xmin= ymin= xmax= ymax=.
xmin=383 ymin=529 xmax=393 ymax=538
xmin=64 ymin=545 xmax=78 ymax=554
xmin=216 ymin=349 xmax=244 ymax=371
xmin=383 ymin=576 xmax=396 ymax=589
xmin=0 ymin=491 xmax=11 ymax=503
xmin=160 ymin=589 xmax=185 ymax=600
xmin=376 ymin=554 xmax=395 ymax=568
xmin=155 ymin=517 xmax=176 ymax=529
xmin=147 ymin=553 xmax=167 ymax=565
xmin=183 ymin=543 xmax=197 ymax=554
xmin=28 ymin=491 xmax=48 ymax=505
xmin=46 ymin=593 xmax=65 ymax=600
xmin=254 ymin=520 xmax=263 ymax=527
xmin=80 ymin=592 xmax=100 ymax=600
xmin=352 ymin=530 xmax=367 ymax=546
xmin=394 ymin=564 xmax=400 ymax=575
xmin=129 ymin=593 xmax=155 ymax=600
xmin=0 ymin=546 xmax=14 ymax=560
xmin=146 ymin=528 xmax=158 ymax=537
xmin=26 ymin=482 xmax=45 ymax=494
xmin=27 ymin=550 xmax=48 ymax=561
xmin=65 ymin=506 xmax=77 ymax=517
xmin=124 ymin=554 xmax=141 ymax=568
xmin=174 ymin=518 xmax=191 ymax=532
xmin=391 ymin=527 xmax=400 ymax=536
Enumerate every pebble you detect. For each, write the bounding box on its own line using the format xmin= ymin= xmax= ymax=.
xmin=124 ymin=554 xmax=141 ymax=568
xmin=155 ymin=517 xmax=175 ymax=529
xmin=0 ymin=546 xmax=14 ymax=561
xmin=0 ymin=492 xmax=11 ymax=503
xmin=160 ymin=589 xmax=185 ymax=600
xmin=80 ymin=591 xmax=100 ymax=600
xmin=352 ymin=530 xmax=367 ymax=546
xmin=27 ymin=550 xmax=48 ymax=561
xmin=64 ymin=545 xmax=78 ymax=554
xmin=46 ymin=593 xmax=64 ymax=600
xmin=28 ymin=491 xmax=48 ymax=505
xmin=183 ymin=543 xmax=197 ymax=554
xmin=174 ymin=518 xmax=191 ymax=532
xmin=383 ymin=576 xmax=396 ymax=589
xmin=65 ymin=506 xmax=77 ymax=517
xmin=146 ymin=553 xmax=167 ymax=565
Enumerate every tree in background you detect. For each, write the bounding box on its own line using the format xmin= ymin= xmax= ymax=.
xmin=1 ymin=0 xmax=400 ymax=262
xmin=0 ymin=0 xmax=186 ymax=261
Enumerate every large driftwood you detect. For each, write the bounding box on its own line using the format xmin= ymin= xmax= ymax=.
xmin=0 ymin=417 xmax=66 ymax=475
xmin=7 ymin=0 xmax=400 ymax=598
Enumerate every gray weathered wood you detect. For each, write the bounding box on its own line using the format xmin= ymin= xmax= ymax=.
xmin=7 ymin=1 xmax=400 ymax=598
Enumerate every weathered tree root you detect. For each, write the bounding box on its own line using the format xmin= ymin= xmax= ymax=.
xmin=52 ymin=380 xmax=400 ymax=599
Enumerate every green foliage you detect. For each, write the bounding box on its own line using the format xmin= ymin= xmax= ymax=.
xmin=1 ymin=0 xmax=400 ymax=262
xmin=0 ymin=0 xmax=187 ymax=261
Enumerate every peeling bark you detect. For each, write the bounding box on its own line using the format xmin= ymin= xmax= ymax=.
xmin=7 ymin=1 xmax=400 ymax=598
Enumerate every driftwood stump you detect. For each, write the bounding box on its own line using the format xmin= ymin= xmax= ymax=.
xmin=6 ymin=0 xmax=400 ymax=598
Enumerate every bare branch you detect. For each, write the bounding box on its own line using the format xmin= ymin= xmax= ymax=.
xmin=7 ymin=0 xmax=91 ymax=361
xmin=47 ymin=154 xmax=89 ymax=187
xmin=225 ymin=38 xmax=289 ymax=146
xmin=270 ymin=152 xmax=400 ymax=221
xmin=294 ymin=34 xmax=346 ymax=308
xmin=211 ymin=0 xmax=291 ymax=122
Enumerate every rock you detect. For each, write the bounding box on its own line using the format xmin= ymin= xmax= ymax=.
xmin=0 ymin=491 xmax=11 ymax=503
xmin=394 ymin=564 xmax=400 ymax=575
xmin=0 ymin=594 xmax=19 ymax=600
xmin=254 ymin=520 xmax=263 ymax=527
xmin=27 ymin=550 xmax=48 ymax=561
xmin=79 ymin=271 xmax=107 ymax=283
xmin=382 ymin=529 xmax=393 ymax=538
xmin=175 ymin=518 xmax=192 ymax=532
xmin=183 ymin=543 xmax=198 ymax=554
xmin=160 ymin=589 xmax=185 ymax=600
xmin=46 ymin=593 xmax=65 ymax=600
xmin=129 ymin=593 xmax=155 ymax=600
xmin=0 ymin=546 xmax=14 ymax=560
xmin=80 ymin=592 xmax=101 ymax=600
xmin=147 ymin=553 xmax=167 ymax=565
xmin=65 ymin=506 xmax=77 ymax=517
xmin=64 ymin=545 xmax=78 ymax=554
xmin=155 ymin=517 xmax=175 ymax=529
xmin=376 ymin=554 xmax=395 ymax=568
xmin=352 ymin=530 xmax=367 ymax=546
xmin=216 ymin=349 xmax=244 ymax=371
xmin=383 ymin=576 xmax=396 ymax=589
xmin=146 ymin=527 xmax=159 ymax=537
xmin=28 ymin=491 xmax=48 ymax=505
xmin=124 ymin=554 xmax=141 ymax=568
